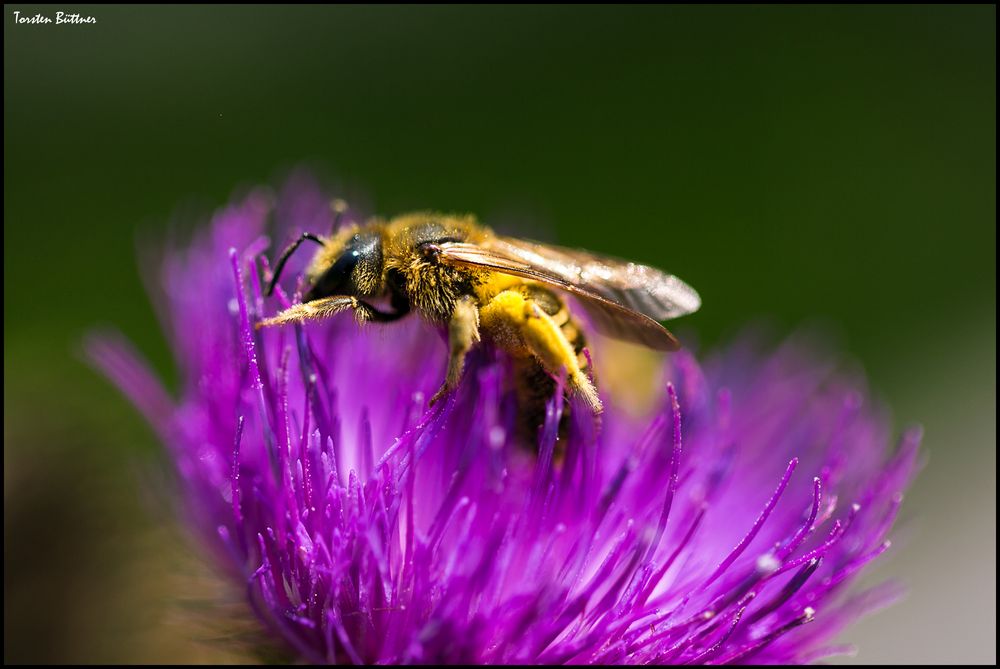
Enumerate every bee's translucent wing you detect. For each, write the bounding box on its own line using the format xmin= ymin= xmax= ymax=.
xmin=437 ymin=238 xmax=700 ymax=351
xmin=492 ymin=237 xmax=701 ymax=321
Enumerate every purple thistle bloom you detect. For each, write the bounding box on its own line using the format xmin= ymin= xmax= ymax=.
xmin=88 ymin=174 xmax=919 ymax=664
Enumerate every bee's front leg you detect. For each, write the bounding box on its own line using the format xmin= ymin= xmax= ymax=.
xmin=256 ymin=295 xmax=372 ymax=329
xmin=430 ymin=295 xmax=481 ymax=406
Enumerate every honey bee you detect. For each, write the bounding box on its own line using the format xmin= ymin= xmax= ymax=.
xmin=258 ymin=212 xmax=700 ymax=421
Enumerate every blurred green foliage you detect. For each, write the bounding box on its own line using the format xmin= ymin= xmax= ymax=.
xmin=4 ymin=5 xmax=995 ymax=663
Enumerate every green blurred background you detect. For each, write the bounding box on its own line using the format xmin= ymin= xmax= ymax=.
xmin=4 ymin=5 xmax=995 ymax=664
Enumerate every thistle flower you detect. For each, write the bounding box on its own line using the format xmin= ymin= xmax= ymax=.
xmin=89 ymin=174 xmax=920 ymax=664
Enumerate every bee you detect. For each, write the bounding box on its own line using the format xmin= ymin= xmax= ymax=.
xmin=258 ymin=212 xmax=700 ymax=421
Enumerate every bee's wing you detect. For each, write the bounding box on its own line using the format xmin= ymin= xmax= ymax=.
xmin=437 ymin=238 xmax=700 ymax=351
xmin=494 ymin=237 xmax=701 ymax=321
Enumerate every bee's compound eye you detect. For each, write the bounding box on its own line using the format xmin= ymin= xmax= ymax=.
xmin=305 ymin=230 xmax=382 ymax=301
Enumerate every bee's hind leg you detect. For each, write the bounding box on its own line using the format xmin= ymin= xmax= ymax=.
xmin=480 ymin=289 xmax=602 ymax=414
xmin=430 ymin=295 xmax=481 ymax=406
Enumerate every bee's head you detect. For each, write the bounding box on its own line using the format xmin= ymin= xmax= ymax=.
xmin=303 ymin=227 xmax=384 ymax=302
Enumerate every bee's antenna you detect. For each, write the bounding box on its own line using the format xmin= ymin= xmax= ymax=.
xmin=266 ymin=232 xmax=325 ymax=297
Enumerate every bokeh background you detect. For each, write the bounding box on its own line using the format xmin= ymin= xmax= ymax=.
xmin=4 ymin=5 xmax=995 ymax=664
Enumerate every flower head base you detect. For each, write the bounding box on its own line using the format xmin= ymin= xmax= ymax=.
xmin=89 ymin=174 xmax=919 ymax=664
